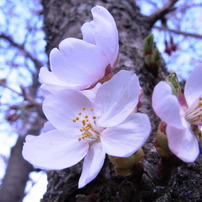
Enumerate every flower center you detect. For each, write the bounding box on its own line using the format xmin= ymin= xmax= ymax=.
xmin=72 ymin=107 xmax=100 ymax=141
xmin=185 ymin=97 xmax=202 ymax=124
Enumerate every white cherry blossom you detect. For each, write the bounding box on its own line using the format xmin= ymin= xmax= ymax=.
xmin=81 ymin=5 xmax=119 ymax=67
xmin=152 ymin=66 xmax=202 ymax=162
xmin=23 ymin=70 xmax=151 ymax=188
xmin=39 ymin=5 xmax=118 ymax=94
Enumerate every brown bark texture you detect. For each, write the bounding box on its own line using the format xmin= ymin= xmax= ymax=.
xmin=41 ymin=0 xmax=202 ymax=201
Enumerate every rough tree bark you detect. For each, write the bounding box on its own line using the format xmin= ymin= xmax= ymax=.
xmin=41 ymin=0 xmax=202 ymax=201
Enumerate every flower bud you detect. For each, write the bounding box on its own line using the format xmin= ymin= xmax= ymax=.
xmin=144 ymin=34 xmax=154 ymax=55
xmin=155 ymin=122 xmax=183 ymax=166
xmin=165 ymin=72 xmax=181 ymax=96
xmin=108 ymin=148 xmax=144 ymax=176
xmin=155 ymin=122 xmax=173 ymax=158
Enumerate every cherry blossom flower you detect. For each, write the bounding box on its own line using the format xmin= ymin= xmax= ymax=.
xmin=81 ymin=5 xmax=119 ymax=67
xmin=152 ymin=66 xmax=202 ymax=162
xmin=23 ymin=70 xmax=151 ymax=188
xmin=39 ymin=5 xmax=118 ymax=94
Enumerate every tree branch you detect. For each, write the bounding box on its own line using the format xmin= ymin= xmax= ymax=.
xmin=0 ymin=33 xmax=43 ymax=100
xmin=0 ymin=33 xmax=43 ymax=70
xmin=153 ymin=25 xmax=202 ymax=39
xmin=148 ymin=0 xmax=179 ymax=26
xmin=0 ymin=81 xmax=41 ymax=107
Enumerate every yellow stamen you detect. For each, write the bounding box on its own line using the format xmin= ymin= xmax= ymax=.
xmin=72 ymin=107 xmax=100 ymax=142
xmin=82 ymin=120 xmax=86 ymax=126
xmin=186 ymin=97 xmax=202 ymax=124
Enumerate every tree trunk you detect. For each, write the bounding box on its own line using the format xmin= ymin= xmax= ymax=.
xmin=0 ymin=118 xmax=43 ymax=202
xmin=41 ymin=0 xmax=202 ymax=201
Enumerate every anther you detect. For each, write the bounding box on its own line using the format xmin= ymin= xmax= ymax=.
xmin=82 ymin=107 xmax=86 ymax=110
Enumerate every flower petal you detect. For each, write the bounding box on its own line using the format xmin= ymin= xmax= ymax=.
xmin=95 ymin=70 xmax=141 ymax=127
xmin=39 ymin=67 xmax=69 ymax=86
xmin=40 ymin=83 xmax=69 ymax=96
xmin=81 ymin=21 xmax=95 ymax=44
xmin=82 ymin=83 xmax=102 ymax=102
xmin=82 ymin=5 xmax=118 ymax=67
xmin=22 ymin=130 xmax=89 ymax=170
xmin=78 ymin=142 xmax=105 ymax=188
xmin=39 ymin=67 xmax=74 ymax=95
xmin=167 ymin=125 xmax=199 ymax=162
xmin=50 ymin=38 xmax=109 ymax=90
xmin=100 ymin=113 xmax=151 ymax=157
xmin=43 ymin=89 xmax=93 ymax=130
xmin=185 ymin=66 xmax=202 ymax=107
xmin=152 ymin=81 xmax=185 ymax=129
xmin=42 ymin=121 xmax=55 ymax=133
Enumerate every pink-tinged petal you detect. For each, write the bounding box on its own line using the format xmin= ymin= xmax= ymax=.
xmin=43 ymin=89 xmax=94 ymax=130
xmin=100 ymin=113 xmax=151 ymax=157
xmin=40 ymin=83 xmax=69 ymax=96
xmin=39 ymin=67 xmax=69 ymax=86
xmin=81 ymin=22 xmax=95 ymax=44
xmin=90 ymin=5 xmax=119 ymax=67
xmin=22 ymin=130 xmax=89 ymax=170
xmin=50 ymin=38 xmax=109 ymax=90
xmin=185 ymin=66 xmax=202 ymax=107
xmin=82 ymin=83 xmax=102 ymax=102
xmin=78 ymin=142 xmax=105 ymax=188
xmin=167 ymin=125 xmax=199 ymax=163
xmin=152 ymin=81 xmax=185 ymax=129
xmin=95 ymin=70 xmax=141 ymax=127
xmin=42 ymin=121 xmax=55 ymax=133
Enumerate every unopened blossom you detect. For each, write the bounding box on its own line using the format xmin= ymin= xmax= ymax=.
xmin=152 ymin=66 xmax=202 ymax=162
xmin=40 ymin=5 xmax=118 ymax=94
xmin=23 ymin=70 xmax=151 ymax=188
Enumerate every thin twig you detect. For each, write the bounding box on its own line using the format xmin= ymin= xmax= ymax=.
xmin=0 ymin=82 xmax=41 ymax=107
xmin=148 ymin=0 xmax=179 ymax=26
xmin=153 ymin=26 xmax=202 ymax=39
xmin=0 ymin=34 xmax=43 ymax=70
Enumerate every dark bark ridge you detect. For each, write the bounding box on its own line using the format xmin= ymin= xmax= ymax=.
xmin=42 ymin=0 xmax=202 ymax=201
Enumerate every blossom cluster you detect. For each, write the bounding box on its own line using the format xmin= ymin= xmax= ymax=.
xmin=22 ymin=5 xmax=201 ymax=189
xmin=23 ymin=6 xmax=151 ymax=188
